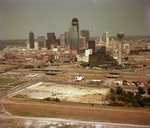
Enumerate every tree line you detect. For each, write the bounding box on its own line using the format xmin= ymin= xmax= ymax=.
xmin=109 ymin=87 xmax=150 ymax=107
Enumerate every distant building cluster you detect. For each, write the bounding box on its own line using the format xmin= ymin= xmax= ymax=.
xmin=24 ymin=18 xmax=93 ymax=64
xmin=3 ymin=18 xmax=150 ymax=66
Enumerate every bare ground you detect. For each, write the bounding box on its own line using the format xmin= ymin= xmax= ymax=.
xmin=20 ymin=82 xmax=109 ymax=104
xmin=2 ymin=97 xmax=150 ymax=126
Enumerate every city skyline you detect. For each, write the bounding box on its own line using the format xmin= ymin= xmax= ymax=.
xmin=0 ymin=0 xmax=150 ymax=40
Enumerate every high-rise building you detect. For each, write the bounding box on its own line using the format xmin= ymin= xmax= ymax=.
xmin=60 ymin=34 xmax=65 ymax=46
xmin=70 ymin=18 xmax=79 ymax=52
xmin=38 ymin=36 xmax=46 ymax=48
xmin=47 ymin=33 xmax=56 ymax=50
xmin=102 ymin=32 xmax=106 ymax=42
xmin=79 ymin=36 xmax=86 ymax=49
xmin=88 ymin=40 xmax=96 ymax=52
xmin=72 ymin=18 xmax=79 ymax=32
xmin=65 ymin=32 xmax=70 ymax=45
xmin=102 ymin=31 xmax=109 ymax=49
xmin=29 ymin=31 xmax=34 ymax=49
xmin=81 ymin=30 xmax=90 ymax=43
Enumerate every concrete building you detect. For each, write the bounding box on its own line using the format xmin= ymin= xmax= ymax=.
xmin=38 ymin=36 xmax=46 ymax=48
xmin=88 ymin=40 xmax=95 ymax=53
xmin=65 ymin=32 xmax=70 ymax=45
xmin=25 ymin=41 xmax=30 ymax=50
xmin=85 ymin=49 xmax=92 ymax=56
xmin=64 ymin=45 xmax=71 ymax=53
xmin=29 ymin=31 xmax=34 ymax=49
xmin=34 ymin=42 xmax=38 ymax=50
xmin=47 ymin=33 xmax=56 ymax=50
xmin=60 ymin=34 xmax=65 ymax=46
xmin=77 ymin=49 xmax=92 ymax=63
xmin=81 ymin=30 xmax=90 ymax=43
xmin=79 ymin=36 xmax=86 ymax=49
xmin=70 ymin=18 xmax=79 ymax=52
xmin=102 ymin=31 xmax=109 ymax=49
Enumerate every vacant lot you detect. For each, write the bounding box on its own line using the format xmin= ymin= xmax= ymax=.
xmin=20 ymin=82 xmax=109 ymax=104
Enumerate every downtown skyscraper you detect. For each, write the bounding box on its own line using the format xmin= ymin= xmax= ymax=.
xmin=70 ymin=18 xmax=79 ymax=52
xmin=47 ymin=33 xmax=56 ymax=50
xmin=29 ymin=31 xmax=35 ymax=49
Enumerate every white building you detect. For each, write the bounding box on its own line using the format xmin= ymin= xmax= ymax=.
xmin=26 ymin=41 xmax=30 ymax=50
xmin=77 ymin=49 xmax=92 ymax=63
xmin=34 ymin=42 xmax=38 ymax=50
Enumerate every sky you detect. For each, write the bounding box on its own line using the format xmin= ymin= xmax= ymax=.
xmin=0 ymin=0 xmax=150 ymax=40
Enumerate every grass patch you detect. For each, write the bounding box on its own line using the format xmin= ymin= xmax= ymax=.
xmin=14 ymin=111 xmax=34 ymax=117
xmin=120 ymin=69 xmax=135 ymax=72
xmin=0 ymin=78 xmax=17 ymax=85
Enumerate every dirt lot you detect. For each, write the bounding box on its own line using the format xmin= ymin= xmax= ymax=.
xmin=2 ymin=97 xmax=150 ymax=125
xmin=20 ymin=82 xmax=109 ymax=104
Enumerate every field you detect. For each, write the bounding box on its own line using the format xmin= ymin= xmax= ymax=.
xmin=0 ymin=78 xmax=17 ymax=85
xmin=2 ymin=97 xmax=150 ymax=125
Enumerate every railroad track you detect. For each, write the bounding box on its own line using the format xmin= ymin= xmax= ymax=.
xmin=0 ymin=80 xmax=41 ymax=99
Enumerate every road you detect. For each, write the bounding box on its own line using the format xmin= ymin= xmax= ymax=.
xmin=0 ymin=115 xmax=149 ymax=128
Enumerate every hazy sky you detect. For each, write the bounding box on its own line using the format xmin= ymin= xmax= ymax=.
xmin=0 ymin=0 xmax=150 ymax=40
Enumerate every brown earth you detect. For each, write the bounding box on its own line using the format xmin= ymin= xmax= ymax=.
xmin=2 ymin=97 xmax=150 ymax=125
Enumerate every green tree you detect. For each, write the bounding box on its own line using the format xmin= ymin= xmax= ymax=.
xmin=142 ymin=98 xmax=150 ymax=106
xmin=138 ymin=87 xmax=145 ymax=94
xmin=137 ymin=99 xmax=146 ymax=107
xmin=148 ymin=80 xmax=150 ymax=84
xmin=110 ymin=88 xmax=115 ymax=93
xmin=136 ymin=93 xmax=142 ymax=99
xmin=110 ymin=92 xmax=116 ymax=101
xmin=116 ymin=87 xmax=123 ymax=95
xmin=37 ymin=65 xmax=41 ymax=68
xmin=123 ymin=80 xmax=127 ymax=85
xmin=127 ymin=91 xmax=134 ymax=96
xmin=132 ymin=99 xmax=139 ymax=107
xmin=148 ymin=88 xmax=150 ymax=95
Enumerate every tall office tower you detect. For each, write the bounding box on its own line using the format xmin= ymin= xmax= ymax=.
xmin=65 ymin=32 xmax=70 ymax=45
xmin=38 ymin=36 xmax=46 ymax=48
xmin=81 ymin=30 xmax=90 ymax=43
xmin=88 ymin=40 xmax=96 ymax=52
xmin=102 ymin=32 xmax=106 ymax=42
xmin=29 ymin=31 xmax=35 ymax=49
xmin=102 ymin=31 xmax=109 ymax=49
xmin=47 ymin=33 xmax=56 ymax=50
xmin=117 ymin=31 xmax=124 ymax=65
xmin=60 ymin=34 xmax=65 ymax=46
xmin=72 ymin=18 xmax=79 ymax=32
xmin=70 ymin=18 xmax=79 ymax=51
xmin=79 ymin=36 xmax=86 ymax=49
